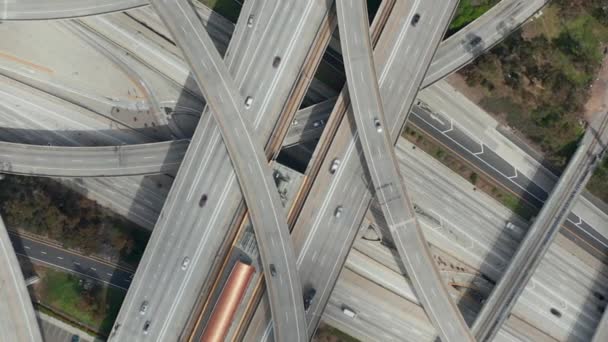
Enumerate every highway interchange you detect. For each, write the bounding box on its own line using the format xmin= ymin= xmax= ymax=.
xmin=0 ymin=0 xmax=607 ymax=342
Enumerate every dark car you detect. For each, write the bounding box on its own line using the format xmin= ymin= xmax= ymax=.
xmin=411 ymin=14 xmax=421 ymax=26
xmin=71 ymin=335 xmax=80 ymax=342
xmin=303 ymin=288 xmax=317 ymax=310
xmin=470 ymin=36 xmax=482 ymax=47
xmin=273 ymin=56 xmax=281 ymax=68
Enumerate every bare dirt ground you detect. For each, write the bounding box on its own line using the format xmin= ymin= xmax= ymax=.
xmin=446 ymin=73 xmax=485 ymax=103
xmin=584 ymin=49 xmax=608 ymax=124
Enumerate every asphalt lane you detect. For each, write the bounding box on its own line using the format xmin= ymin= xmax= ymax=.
xmin=8 ymin=232 xmax=133 ymax=290
xmin=472 ymin=118 xmax=608 ymax=341
xmin=409 ymin=106 xmax=608 ymax=257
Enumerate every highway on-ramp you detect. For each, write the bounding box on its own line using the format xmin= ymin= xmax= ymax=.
xmin=336 ymin=1 xmax=473 ymax=340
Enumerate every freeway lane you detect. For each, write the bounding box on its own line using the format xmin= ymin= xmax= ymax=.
xmin=473 ymin=115 xmax=608 ymax=341
xmin=149 ymin=0 xmax=307 ymax=340
xmin=336 ymin=0 xmax=473 ymax=340
xmin=110 ymin=1 xmax=334 ymax=341
xmin=0 ymin=216 xmax=42 ymax=342
xmin=243 ymin=1 xmax=462 ymax=340
xmin=8 ymin=232 xmax=134 ymax=290
xmin=0 ymin=0 xmax=148 ymax=20
xmin=0 ymin=140 xmax=187 ymax=177
xmin=408 ymin=106 xmax=608 ymax=257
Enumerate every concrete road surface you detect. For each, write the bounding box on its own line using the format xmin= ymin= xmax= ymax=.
xmin=0 ymin=0 xmax=148 ymax=20
xmin=473 ymin=115 xmax=608 ymax=341
xmin=0 ymin=216 xmax=42 ymax=342
xmin=336 ymin=0 xmax=473 ymax=340
xmin=0 ymin=140 xmax=187 ymax=177
xmin=147 ymin=0 xmax=307 ymax=340
xmin=109 ymin=1 xmax=333 ymax=341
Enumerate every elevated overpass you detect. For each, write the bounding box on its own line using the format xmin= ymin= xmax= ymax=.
xmin=243 ymin=0 xmax=461 ymax=339
xmin=148 ymin=0 xmax=307 ymax=340
xmin=335 ymin=0 xmax=473 ymax=340
xmin=473 ymin=115 xmax=608 ymax=341
xmin=110 ymin=0 xmax=334 ymax=340
xmin=0 ymin=0 xmax=148 ymax=20
xmin=0 ymin=140 xmax=187 ymax=177
xmin=0 ymin=215 xmax=42 ymax=342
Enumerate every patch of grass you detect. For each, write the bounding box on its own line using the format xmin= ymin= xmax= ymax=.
xmin=447 ymin=0 xmax=500 ymax=37
xmin=198 ymin=0 xmax=241 ymax=23
xmin=38 ymin=268 xmax=126 ymax=336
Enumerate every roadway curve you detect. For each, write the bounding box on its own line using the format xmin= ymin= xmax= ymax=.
xmin=0 ymin=140 xmax=187 ymax=177
xmin=0 ymin=0 xmax=148 ymax=20
xmin=336 ymin=1 xmax=474 ymax=341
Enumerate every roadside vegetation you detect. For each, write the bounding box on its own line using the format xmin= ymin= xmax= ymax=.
xmin=457 ymin=1 xmax=608 ymax=201
xmin=403 ymin=126 xmax=539 ymax=221
xmin=587 ymin=157 xmax=608 ymax=203
xmin=447 ymin=0 xmax=499 ymax=37
xmin=28 ymin=265 xmax=125 ymax=337
xmin=313 ymin=322 xmax=360 ymax=342
xmin=0 ymin=175 xmax=149 ymax=268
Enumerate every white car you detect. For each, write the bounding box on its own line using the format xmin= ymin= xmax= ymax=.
xmin=329 ymin=158 xmax=341 ymax=174
xmin=245 ymin=96 xmax=253 ymax=108
xmin=247 ymin=15 xmax=254 ymax=27
xmin=334 ymin=206 xmax=343 ymax=218
xmin=139 ymin=301 xmax=149 ymax=315
xmin=342 ymin=307 xmax=357 ymax=318
xmin=181 ymin=257 xmax=190 ymax=270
